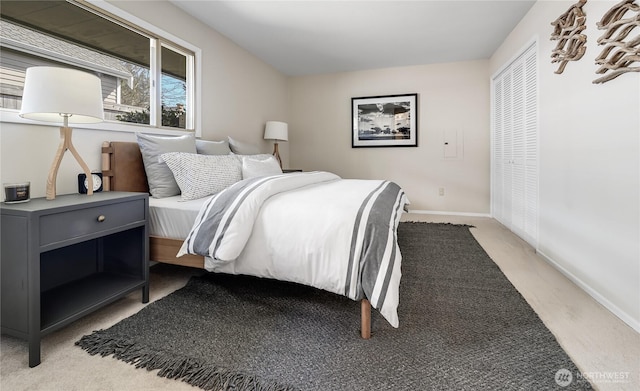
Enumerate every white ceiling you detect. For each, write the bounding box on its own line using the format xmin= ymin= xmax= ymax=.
xmin=169 ymin=0 xmax=536 ymax=76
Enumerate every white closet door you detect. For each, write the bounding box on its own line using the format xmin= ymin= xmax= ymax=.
xmin=492 ymin=42 xmax=538 ymax=247
xmin=493 ymin=77 xmax=506 ymax=223
xmin=523 ymin=51 xmax=538 ymax=245
xmin=511 ymin=57 xmax=526 ymax=238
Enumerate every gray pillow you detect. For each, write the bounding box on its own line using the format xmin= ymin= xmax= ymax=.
xmin=136 ymin=133 xmax=197 ymax=198
xmin=228 ymin=136 xmax=261 ymax=155
xmin=196 ymin=139 xmax=231 ymax=155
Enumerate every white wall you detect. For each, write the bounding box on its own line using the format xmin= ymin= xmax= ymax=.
xmin=491 ymin=0 xmax=639 ymax=331
xmin=289 ymin=60 xmax=491 ymax=213
xmin=0 ymin=0 xmax=289 ymax=198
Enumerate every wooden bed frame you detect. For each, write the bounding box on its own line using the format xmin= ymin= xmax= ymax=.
xmin=101 ymin=141 xmax=372 ymax=338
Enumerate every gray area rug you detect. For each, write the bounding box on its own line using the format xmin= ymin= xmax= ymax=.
xmin=77 ymin=223 xmax=592 ymax=390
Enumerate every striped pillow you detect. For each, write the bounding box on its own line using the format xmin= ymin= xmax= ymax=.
xmin=160 ymin=152 xmax=242 ymax=200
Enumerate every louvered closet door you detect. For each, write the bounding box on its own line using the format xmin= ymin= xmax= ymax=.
xmin=492 ymin=42 xmax=538 ymax=247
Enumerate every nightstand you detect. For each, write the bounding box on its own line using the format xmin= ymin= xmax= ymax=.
xmin=0 ymin=192 xmax=149 ymax=367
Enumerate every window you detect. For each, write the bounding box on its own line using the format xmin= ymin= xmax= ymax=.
xmin=0 ymin=0 xmax=196 ymax=131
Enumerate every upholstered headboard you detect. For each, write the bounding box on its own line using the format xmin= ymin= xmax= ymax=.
xmin=101 ymin=141 xmax=149 ymax=193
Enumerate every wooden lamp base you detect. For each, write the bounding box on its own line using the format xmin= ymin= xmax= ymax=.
xmin=46 ymin=126 xmax=93 ymax=200
xmin=272 ymin=141 xmax=282 ymax=168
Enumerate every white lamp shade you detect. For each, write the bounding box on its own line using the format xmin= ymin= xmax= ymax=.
xmin=19 ymin=66 xmax=104 ymax=124
xmin=264 ymin=121 xmax=288 ymax=141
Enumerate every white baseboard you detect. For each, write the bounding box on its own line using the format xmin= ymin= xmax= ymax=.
xmin=537 ymin=249 xmax=640 ymax=333
xmin=407 ymin=209 xmax=491 ymax=218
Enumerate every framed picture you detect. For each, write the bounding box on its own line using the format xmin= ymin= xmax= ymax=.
xmin=351 ymin=93 xmax=418 ymax=148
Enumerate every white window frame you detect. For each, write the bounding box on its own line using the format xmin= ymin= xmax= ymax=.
xmin=0 ymin=0 xmax=202 ymax=137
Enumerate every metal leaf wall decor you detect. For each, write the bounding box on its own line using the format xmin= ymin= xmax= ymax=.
xmin=593 ymin=0 xmax=640 ymax=84
xmin=551 ymin=0 xmax=588 ymax=74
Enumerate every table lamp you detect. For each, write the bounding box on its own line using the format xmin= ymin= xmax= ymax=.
xmin=264 ymin=121 xmax=288 ymax=168
xmin=19 ymin=67 xmax=104 ymax=200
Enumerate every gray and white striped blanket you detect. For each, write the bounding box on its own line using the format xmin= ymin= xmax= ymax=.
xmin=178 ymin=171 xmax=407 ymax=327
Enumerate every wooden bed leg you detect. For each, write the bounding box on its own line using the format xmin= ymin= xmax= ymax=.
xmin=101 ymin=141 xmax=111 ymax=191
xmin=361 ymin=299 xmax=371 ymax=339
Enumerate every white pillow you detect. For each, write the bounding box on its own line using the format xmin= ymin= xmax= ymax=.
xmin=228 ymin=136 xmax=261 ymax=155
xmin=242 ymin=156 xmax=283 ymax=179
xmin=160 ymin=152 xmax=242 ymax=200
xmin=232 ymin=152 xmax=274 ymax=161
xmin=136 ymin=133 xmax=197 ymax=198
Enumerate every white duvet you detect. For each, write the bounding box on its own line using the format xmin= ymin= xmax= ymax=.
xmin=178 ymin=172 xmax=407 ymax=327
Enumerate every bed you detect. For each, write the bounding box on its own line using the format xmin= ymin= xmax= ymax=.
xmin=101 ymin=140 xmax=407 ymax=338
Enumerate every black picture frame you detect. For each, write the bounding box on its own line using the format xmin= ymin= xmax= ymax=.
xmin=351 ymin=93 xmax=418 ymax=148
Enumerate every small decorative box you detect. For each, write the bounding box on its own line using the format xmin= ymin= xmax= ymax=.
xmin=4 ymin=182 xmax=30 ymax=203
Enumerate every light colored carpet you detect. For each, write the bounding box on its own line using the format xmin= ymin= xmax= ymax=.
xmin=1 ymin=215 xmax=638 ymax=390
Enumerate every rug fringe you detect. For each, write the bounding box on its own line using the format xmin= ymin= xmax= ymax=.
xmin=76 ymin=331 xmax=298 ymax=391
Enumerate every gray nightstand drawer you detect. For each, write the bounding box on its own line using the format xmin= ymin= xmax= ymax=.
xmin=40 ymin=199 xmax=145 ymax=246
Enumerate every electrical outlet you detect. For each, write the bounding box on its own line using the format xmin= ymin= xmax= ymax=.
xmin=439 ymin=187 xmax=445 ymax=196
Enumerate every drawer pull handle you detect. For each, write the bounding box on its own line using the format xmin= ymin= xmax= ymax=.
xmin=97 ymin=215 xmax=106 ymax=222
